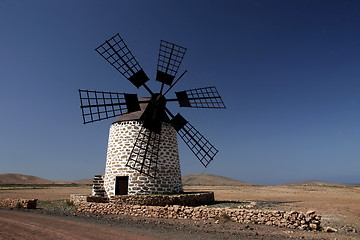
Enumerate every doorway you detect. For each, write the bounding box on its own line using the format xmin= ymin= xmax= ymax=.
xmin=115 ymin=176 xmax=129 ymax=195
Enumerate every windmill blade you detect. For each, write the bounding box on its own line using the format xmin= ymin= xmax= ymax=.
xmin=79 ymin=89 xmax=140 ymax=124
xmin=170 ymin=113 xmax=218 ymax=167
xmin=126 ymin=126 xmax=161 ymax=178
xmin=95 ymin=33 xmax=149 ymax=88
xmin=175 ymin=86 xmax=226 ymax=109
xmin=156 ymin=40 xmax=187 ymax=86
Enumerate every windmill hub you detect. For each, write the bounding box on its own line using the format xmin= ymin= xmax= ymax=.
xmin=155 ymin=93 xmax=165 ymax=101
xmin=151 ymin=93 xmax=166 ymax=110
xmin=78 ymin=33 xmax=225 ymax=197
xmin=140 ymin=93 xmax=168 ymax=134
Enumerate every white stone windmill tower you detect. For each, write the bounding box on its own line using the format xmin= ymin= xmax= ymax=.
xmin=78 ymin=34 xmax=225 ymax=198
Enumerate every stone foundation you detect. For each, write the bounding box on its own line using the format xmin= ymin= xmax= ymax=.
xmin=72 ymin=192 xmax=215 ymax=206
xmin=112 ymin=192 xmax=214 ymax=206
xmin=104 ymin=121 xmax=182 ymax=197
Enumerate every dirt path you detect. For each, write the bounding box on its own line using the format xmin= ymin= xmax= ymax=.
xmin=0 ymin=209 xmax=157 ymax=240
xmin=1 ymin=208 xmax=355 ymax=240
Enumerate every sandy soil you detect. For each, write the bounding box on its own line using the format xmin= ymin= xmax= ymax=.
xmin=0 ymin=209 xmax=156 ymax=240
xmin=1 ymin=184 xmax=359 ymax=239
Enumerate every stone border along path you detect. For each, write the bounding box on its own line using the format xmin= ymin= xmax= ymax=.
xmin=73 ymin=199 xmax=322 ymax=231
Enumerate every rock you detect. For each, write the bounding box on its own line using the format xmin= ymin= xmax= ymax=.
xmin=323 ymin=227 xmax=338 ymax=232
xmin=311 ymin=220 xmax=320 ymax=224
xmin=309 ymin=223 xmax=318 ymax=230
xmin=299 ymin=225 xmax=308 ymax=230
xmin=306 ymin=210 xmax=315 ymax=216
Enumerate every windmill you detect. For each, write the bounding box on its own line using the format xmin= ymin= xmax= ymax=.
xmin=79 ymin=34 xmax=225 ymax=197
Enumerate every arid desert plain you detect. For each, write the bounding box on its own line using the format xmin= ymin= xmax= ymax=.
xmin=1 ymin=174 xmax=359 ymax=239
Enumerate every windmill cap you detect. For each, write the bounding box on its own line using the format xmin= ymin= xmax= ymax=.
xmin=113 ymin=97 xmax=149 ymax=123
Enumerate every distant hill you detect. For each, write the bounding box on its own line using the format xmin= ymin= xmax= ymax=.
xmin=182 ymin=174 xmax=257 ymax=186
xmin=0 ymin=173 xmax=54 ymax=184
xmin=1 ymin=173 xmax=256 ymax=186
xmin=0 ymin=174 xmax=93 ymax=185
xmin=5 ymin=173 xmax=353 ymax=187
xmin=278 ymin=180 xmax=352 ymax=187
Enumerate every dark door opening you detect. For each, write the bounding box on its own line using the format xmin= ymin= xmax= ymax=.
xmin=115 ymin=176 xmax=129 ymax=195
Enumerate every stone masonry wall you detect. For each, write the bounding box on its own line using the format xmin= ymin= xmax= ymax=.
xmin=104 ymin=121 xmax=182 ymax=197
xmin=0 ymin=198 xmax=37 ymax=209
xmin=74 ymin=201 xmax=322 ymax=231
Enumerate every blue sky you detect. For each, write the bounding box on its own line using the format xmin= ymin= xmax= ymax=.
xmin=1 ymin=0 xmax=359 ymax=185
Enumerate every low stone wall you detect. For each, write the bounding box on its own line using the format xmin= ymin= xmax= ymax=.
xmin=74 ymin=201 xmax=321 ymax=231
xmin=70 ymin=194 xmax=89 ymax=204
xmin=0 ymin=198 xmax=37 ymax=209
